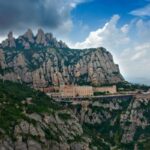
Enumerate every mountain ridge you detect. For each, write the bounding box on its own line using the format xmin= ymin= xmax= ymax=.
xmin=0 ymin=29 xmax=124 ymax=88
xmin=0 ymin=29 xmax=68 ymax=50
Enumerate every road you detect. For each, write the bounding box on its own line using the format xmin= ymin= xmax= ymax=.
xmin=53 ymin=93 xmax=134 ymax=102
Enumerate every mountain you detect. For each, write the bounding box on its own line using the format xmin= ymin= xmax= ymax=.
xmin=73 ymin=94 xmax=150 ymax=150
xmin=0 ymin=29 xmax=124 ymax=88
xmin=0 ymin=80 xmax=90 ymax=150
xmin=0 ymin=80 xmax=150 ymax=150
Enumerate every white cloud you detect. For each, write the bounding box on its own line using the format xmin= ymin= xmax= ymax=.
xmin=121 ymin=24 xmax=129 ymax=33
xmin=0 ymin=37 xmax=5 ymax=42
xmin=72 ymin=15 xmax=130 ymax=49
xmin=135 ymin=19 xmax=150 ymax=42
xmin=56 ymin=19 xmax=73 ymax=34
xmin=69 ymin=15 xmax=150 ymax=85
xmin=130 ymin=4 xmax=150 ymax=17
xmin=69 ymin=0 xmax=88 ymax=8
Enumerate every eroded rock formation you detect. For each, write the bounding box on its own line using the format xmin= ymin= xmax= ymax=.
xmin=0 ymin=29 xmax=124 ymax=88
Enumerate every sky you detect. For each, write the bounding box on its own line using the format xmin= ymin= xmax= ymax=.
xmin=0 ymin=0 xmax=150 ymax=85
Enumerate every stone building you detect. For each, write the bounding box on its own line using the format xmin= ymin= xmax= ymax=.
xmin=75 ymin=86 xmax=93 ymax=97
xmin=93 ymin=85 xmax=117 ymax=94
xmin=39 ymin=85 xmax=117 ymax=98
xmin=39 ymin=86 xmax=59 ymax=93
xmin=59 ymin=85 xmax=93 ymax=97
xmin=60 ymin=85 xmax=76 ymax=97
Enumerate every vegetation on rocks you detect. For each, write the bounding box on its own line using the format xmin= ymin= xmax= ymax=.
xmin=0 ymin=80 xmax=89 ymax=150
xmin=0 ymin=80 xmax=150 ymax=149
xmin=71 ymin=96 xmax=150 ymax=150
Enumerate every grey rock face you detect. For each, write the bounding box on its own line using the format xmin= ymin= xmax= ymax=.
xmin=0 ymin=110 xmax=90 ymax=150
xmin=36 ymin=28 xmax=46 ymax=45
xmin=0 ymin=48 xmax=123 ymax=87
xmin=24 ymin=29 xmax=34 ymax=43
xmin=0 ymin=30 xmax=124 ymax=87
xmin=2 ymin=32 xmax=16 ymax=48
xmin=8 ymin=32 xmax=16 ymax=48
xmin=72 ymin=96 xmax=150 ymax=149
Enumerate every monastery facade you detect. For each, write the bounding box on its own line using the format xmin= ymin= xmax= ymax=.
xmin=59 ymin=85 xmax=93 ymax=97
xmin=39 ymin=85 xmax=117 ymax=98
xmin=93 ymin=85 xmax=117 ymax=94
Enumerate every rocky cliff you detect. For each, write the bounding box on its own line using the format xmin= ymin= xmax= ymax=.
xmin=0 ymin=29 xmax=124 ymax=88
xmin=1 ymin=80 xmax=150 ymax=150
xmin=70 ymin=96 xmax=150 ymax=150
xmin=0 ymin=80 xmax=90 ymax=150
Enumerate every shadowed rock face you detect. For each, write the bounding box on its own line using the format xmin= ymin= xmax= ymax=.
xmin=1 ymin=32 xmax=16 ymax=48
xmin=24 ymin=29 xmax=34 ymax=43
xmin=36 ymin=28 xmax=46 ymax=45
xmin=0 ymin=29 xmax=124 ymax=88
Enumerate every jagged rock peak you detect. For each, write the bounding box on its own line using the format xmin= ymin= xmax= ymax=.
xmin=1 ymin=28 xmax=68 ymax=49
xmin=36 ymin=28 xmax=46 ymax=45
xmin=8 ymin=31 xmax=16 ymax=48
xmin=59 ymin=40 xmax=68 ymax=48
xmin=37 ymin=28 xmax=44 ymax=35
xmin=8 ymin=31 xmax=13 ymax=39
xmin=1 ymin=31 xmax=16 ymax=48
xmin=23 ymin=29 xmax=34 ymax=43
xmin=45 ymin=33 xmax=53 ymax=41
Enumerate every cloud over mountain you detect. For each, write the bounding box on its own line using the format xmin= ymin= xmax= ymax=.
xmin=73 ymin=15 xmax=130 ymax=49
xmin=0 ymin=0 xmax=86 ymax=34
xmin=70 ymin=15 xmax=150 ymax=84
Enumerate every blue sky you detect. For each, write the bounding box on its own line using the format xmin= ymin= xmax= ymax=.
xmin=69 ymin=0 xmax=149 ymax=41
xmin=0 ymin=0 xmax=150 ymax=85
xmin=67 ymin=0 xmax=150 ymax=85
